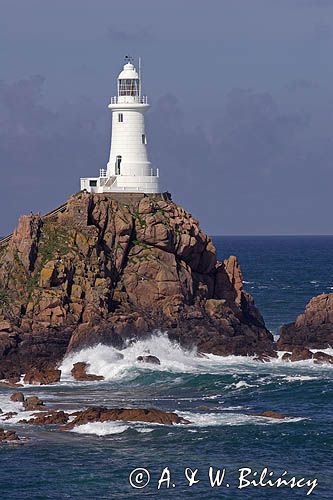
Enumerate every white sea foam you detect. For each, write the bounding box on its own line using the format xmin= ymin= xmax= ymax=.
xmin=67 ymin=411 xmax=306 ymax=435
xmin=178 ymin=411 xmax=305 ymax=427
xmin=284 ymin=375 xmax=319 ymax=382
xmin=224 ymin=380 xmax=254 ymax=391
xmin=60 ymin=334 xmax=206 ymax=382
xmin=70 ymin=420 xmax=157 ymax=436
xmin=221 ymin=405 xmax=247 ymax=411
xmin=0 ymin=394 xmax=39 ymax=425
xmin=72 ymin=421 xmax=129 ymax=436
xmin=0 ymin=394 xmax=22 ymax=416
xmin=57 ymin=333 xmax=332 ymax=384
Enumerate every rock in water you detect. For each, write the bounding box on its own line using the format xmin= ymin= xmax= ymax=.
xmin=23 ymin=368 xmax=61 ymax=385
xmin=290 ymin=348 xmax=313 ymax=362
xmin=71 ymin=362 xmax=104 ymax=381
xmin=0 ymin=192 xmax=274 ymax=377
xmin=64 ymin=407 xmax=190 ymax=429
xmin=278 ymin=293 xmax=333 ymax=350
xmin=0 ymin=428 xmax=20 ymax=441
xmin=313 ymin=352 xmax=333 ymax=365
xmin=249 ymin=411 xmax=286 ymax=420
xmin=23 ymin=396 xmax=44 ymax=411
xmin=20 ymin=410 xmax=69 ymax=425
xmin=137 ymin=355 xmax=161 ymax=365
xmin=10 ymin=392 xmax=25 ymax=403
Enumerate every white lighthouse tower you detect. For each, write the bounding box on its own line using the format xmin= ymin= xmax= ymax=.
xmin=80 ymin=57 xmax=160 ymax=194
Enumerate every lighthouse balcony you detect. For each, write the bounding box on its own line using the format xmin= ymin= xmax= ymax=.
xmin=110 ymin=95 xmax=148 ymax=105
xmin=80 ymin=168 xmax=159 ymax=194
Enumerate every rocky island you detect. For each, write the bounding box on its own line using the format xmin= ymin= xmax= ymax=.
xmin=0 ymin=192 xmax=275 ymax=380
xmin=278 ymin=293 xmax=333 ymax=351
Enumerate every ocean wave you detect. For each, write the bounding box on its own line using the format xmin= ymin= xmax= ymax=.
xmin=178 ymin=411 xmax=305 ymax=427
xmin=0 ymin=394 xmax=21 ymax=416
xmin=60 ymin=334 xmax=204 ymax=382
xmin=71 ymin=421 xmax=129 ymax=436
xmin=226 ymin=380 xmax=253 ymax=390
xmin=58 ymin=333 xmax=333 ymax=386
xmin=283 ymin=375 xmax=319 ymax=382
xmin=0 ymin=394 xmax=39 ymax=425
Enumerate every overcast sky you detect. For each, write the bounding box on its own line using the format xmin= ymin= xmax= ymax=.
xmin=1 ymin=0 xmax=333 ymax=235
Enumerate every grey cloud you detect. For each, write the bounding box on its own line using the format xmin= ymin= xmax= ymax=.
xmin=147 ymin=88 xmax=331 ymax=234
xmin=312 ymin=23 xmax=332 ymax=42
xmin=286 ymin=79 xmax=319 ymax=91
xmin=1 ymin=77 xmax=333 ymax=236
xmin=107 ymin=25 xmax=154 ymax=42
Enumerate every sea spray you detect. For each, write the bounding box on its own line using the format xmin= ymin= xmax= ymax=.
xmin=60 ymin=333 xmax=202 ymax=381
xmin=59 ymin=333 xmax=333 ymax=383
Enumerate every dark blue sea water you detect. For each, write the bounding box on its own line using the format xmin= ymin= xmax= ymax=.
xmin=0 ymin=236 xmax=332 ymax=500
xmin=217 ymin=236 xmax=333 ymax=335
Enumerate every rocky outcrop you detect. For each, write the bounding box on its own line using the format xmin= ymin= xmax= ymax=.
xmin=313 ymin=351 xmax=333 ymax=364
xmin=23 ymin=396 xmax=44 ymax=411
xmin=71 ymin=362 xmax=104 ymax=381
xmin=0 ymin=192 xmax=274 ymax=377
xmin=0 ymin=428 xmax=20 ymax=441
xmin=64 ymin=406 xmax=190 ymax=429
xmin=10 ymin=392 xmax=25 ymax=402
xmin=282 ymin=349 xmax=333 ymax=364
xmin=20 ymin=410 xmax=69 ymax=425
xmin=278 ymin=294 xmax=333 ymax=350
xmin=16 ymin=406 xmax=189 ymax=427
xmin=23 ymin=368 xmax=61 ymax=385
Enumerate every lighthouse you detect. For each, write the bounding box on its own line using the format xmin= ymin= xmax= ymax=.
xmin=80 ymin=57 xmax=160 ymax=194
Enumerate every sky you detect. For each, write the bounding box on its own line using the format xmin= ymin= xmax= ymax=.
xmin=0 ymin=0 xmax=333 ymax=235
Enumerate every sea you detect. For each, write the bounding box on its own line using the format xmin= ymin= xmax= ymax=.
xmin=0 ymin=236 xmax=332 ymax=499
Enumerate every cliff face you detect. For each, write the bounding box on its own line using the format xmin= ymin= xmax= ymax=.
xmin=278 ymin=293 xmax=333 ymax=350
xmin=0 ymin=192 xmax=274 ymax=378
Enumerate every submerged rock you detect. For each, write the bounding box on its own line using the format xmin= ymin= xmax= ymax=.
xmin=278 ymin=293 xmax=333 ymax=350
xmin=2 ymin=412 xmax=18 ymax=420
xmin=253 ymin=354 xmax=274 ymax=363
xmin=64 ymin=406 xmax=190 ymax=429
xmin=71 ymin=362 xmax=104 ymax=381
xmin=137 ymin=355 xmax=161 ymax=365
xmin=249 ymin=411 xmax=286 ymax=420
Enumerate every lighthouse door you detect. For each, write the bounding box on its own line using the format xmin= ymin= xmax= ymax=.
xmin=115 ymin=156 xmax=122 ymax=175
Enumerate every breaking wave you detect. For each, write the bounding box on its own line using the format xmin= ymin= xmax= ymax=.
xmin=72 ymin=421 xmax=130 ymax=436
xmin=59 ymin=332 xmax=332 ymax=384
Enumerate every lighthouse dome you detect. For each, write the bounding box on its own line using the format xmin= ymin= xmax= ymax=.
xmin=118 ymin=62 xmax=139 ymax=80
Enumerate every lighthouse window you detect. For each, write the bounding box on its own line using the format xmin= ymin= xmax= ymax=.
xmin=115 ymin=155 xmax=122 ymax=175
xmin=142 ymin=134 xmax=147 ymax=144
xmin=118 ymin=113 xmax=123 ymax=122
xmin=118 ymin=79 xmax=139 ymax=97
